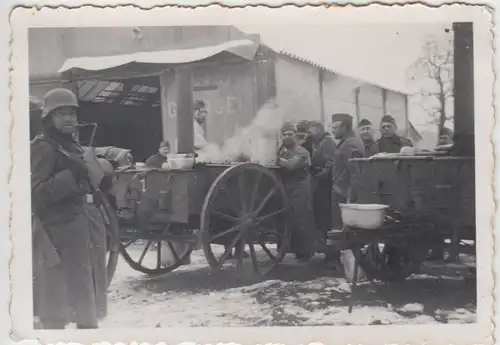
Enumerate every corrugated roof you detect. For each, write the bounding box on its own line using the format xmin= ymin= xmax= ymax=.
xmin=261 ymin=41 xmax=409 ymax=96
xmin=76 ymin=79 xmax=160 ymax=107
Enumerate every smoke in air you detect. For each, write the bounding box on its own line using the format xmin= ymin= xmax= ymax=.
xmin=196 ymin=99 xmax=284 ymax=165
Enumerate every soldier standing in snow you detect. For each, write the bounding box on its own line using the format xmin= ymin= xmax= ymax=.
xmin=31 ymin=88 xmax=109 ymax=329
xmin=307 ymin=121 xmax=336 ymax=245
xmin=326 ymin=113 xmax=365 ymax=269
xmin=277 ymin=122 xmax=316 ymax=263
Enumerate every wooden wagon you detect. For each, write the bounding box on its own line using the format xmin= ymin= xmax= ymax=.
xmin=326 ymin=22 xmax=477 ymax=289
xmin=331 ymin=155 xmax=476 ymax=284
xmin=106 ymin=162 xmax=291 ymax=278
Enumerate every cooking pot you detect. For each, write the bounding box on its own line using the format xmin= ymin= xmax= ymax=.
xmin=168 ymin=154 xmax=195 ymax=170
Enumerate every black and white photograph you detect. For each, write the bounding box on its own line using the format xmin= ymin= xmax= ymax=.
xmin=7 ymin=4 xmax=494 ymax=345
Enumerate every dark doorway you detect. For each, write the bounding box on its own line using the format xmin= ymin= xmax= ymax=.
xmin=75 ymin=76 xmax=162 ymax=162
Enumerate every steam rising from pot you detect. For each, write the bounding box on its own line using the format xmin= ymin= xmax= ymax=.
xmin=196 ymin=99 xmax=284 ymax=165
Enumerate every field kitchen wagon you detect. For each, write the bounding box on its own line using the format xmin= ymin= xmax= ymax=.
xmin=58 ymin=41 xmax=298 ymax=279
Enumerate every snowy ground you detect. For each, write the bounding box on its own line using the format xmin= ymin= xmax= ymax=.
xmin=101 ymin=245 xmax=476 ymax=328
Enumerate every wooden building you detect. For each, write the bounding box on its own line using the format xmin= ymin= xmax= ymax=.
xmin=29 ymin=26 xmax=412 ymax=161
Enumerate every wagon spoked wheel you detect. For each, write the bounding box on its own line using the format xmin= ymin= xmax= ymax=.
xmin=201 ymin=163 xmax=290 ymax=277
xmin=118 ymin=225 xmax=194 ymax=276
xmin=94 ymin=190 xmax=120 ymax=287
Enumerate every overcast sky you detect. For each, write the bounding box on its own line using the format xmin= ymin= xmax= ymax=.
xmin=235 ymin=23 xmax=453 ymax=130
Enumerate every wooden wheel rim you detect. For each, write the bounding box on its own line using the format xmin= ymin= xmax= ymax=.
xmin=94 ymin=190 xmax=120 ymax=287
xmin=200 ymin=163 xmax=289 ymax=276
xmin=119 ymin=229 xmax=194 ymax=276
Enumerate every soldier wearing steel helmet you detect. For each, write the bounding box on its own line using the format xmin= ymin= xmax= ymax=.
xmin=31 ymin=88 xmax=110 ymax=329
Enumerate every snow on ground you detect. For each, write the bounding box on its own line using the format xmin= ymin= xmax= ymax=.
xmin=101 ymin=246 xmax=476 ymax=328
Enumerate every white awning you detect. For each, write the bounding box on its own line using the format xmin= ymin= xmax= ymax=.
xmin=58 ymin=39 xmax=259 ymax=79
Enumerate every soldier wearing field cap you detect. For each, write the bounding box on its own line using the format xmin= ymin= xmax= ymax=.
xmin=277 ymin=122 xmax=315 ymax=262
xmin=357 ymin=118 xmax=378 ymax=158
xmin=327 ymin=113 xmax=365 ymax=269
xmin=377 ymin=114 xmax=413 ymax=153
xmin=296 ymin=120 xmax=314 ymax=157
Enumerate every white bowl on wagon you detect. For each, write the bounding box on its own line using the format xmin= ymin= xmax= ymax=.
xmin=339 ymin=203 xmax=389 ymax=230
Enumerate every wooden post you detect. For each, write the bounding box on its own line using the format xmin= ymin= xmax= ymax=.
xmin=453 ymin=22 xmax=475 ymax=157
xmin=318 ymin=68 xmax=325 ymax=125
xmin=382 ymin=89 xmax=387 ymax=115
xmin=159 ymin=68 xmax=195 ymax=154
xmin=176 ymin=68 xmax=194 ymax=153
xmin=449 ymin=22 xmax=475 ymax=262
xmin=159 ymin=70 xmax=178 ymax=151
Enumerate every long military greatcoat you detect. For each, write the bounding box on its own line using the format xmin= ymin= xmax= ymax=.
xmin=31 ymin=129 xmax=108 ymax=327
xmin=310 ymin=133 xmax=336 ymax=235
xmin=277 ymin=144 xmax=315 ymax=258
xmin=331 ymin=132 xmax=365 ymax=229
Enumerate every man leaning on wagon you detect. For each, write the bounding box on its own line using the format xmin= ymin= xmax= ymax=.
xmin=31 ymin=88 xmax=110 ymax=329
xmin=327 ymin=113 xmax=365 ymax=269
xmin=376 ymin=114 xmax=413 ymax=153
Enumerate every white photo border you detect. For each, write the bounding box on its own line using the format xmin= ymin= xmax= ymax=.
xmin=7 ymin=4 xmax=495 ymax=345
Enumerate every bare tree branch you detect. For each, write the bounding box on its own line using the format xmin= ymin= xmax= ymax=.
xmin=407 ymin=36 xmax=454 ymax=133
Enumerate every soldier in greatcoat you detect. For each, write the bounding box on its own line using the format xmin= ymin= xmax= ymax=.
xmin=326 ymin=113 xmax=365 ymax=268
xmin=31 ymin=88 xmax=109 ymax=329
xmin=277 ymin=122 xmax=316 ymax=262
xmin=307 ymin=121 xmax=336 ymax=242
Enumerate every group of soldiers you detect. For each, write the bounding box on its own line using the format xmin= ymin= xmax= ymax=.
xmin=29 ymin=86 xmax=455 ymax=329
xmin=275 ymin=113 xmax=420 ymax=267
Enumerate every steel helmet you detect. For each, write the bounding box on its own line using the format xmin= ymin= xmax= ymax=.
xmin=41 ymin=88 xmax=79 ymax=119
